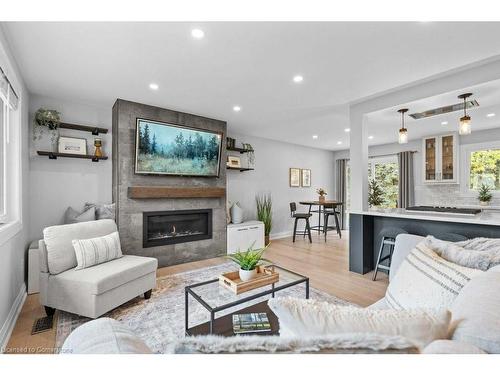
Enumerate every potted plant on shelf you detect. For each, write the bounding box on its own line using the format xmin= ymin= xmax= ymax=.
xmin=478 ymin=183 xmax=493 ymax=206
xmin=256 ymin=193 xmax=272 ymax=245
xmin=227 ymin=245 xmax=269 ymax=282
xmin=33 ymin=108 xmax=61 ymax=149
xmin=316 ymin=188 xmax=327 ymax=203
xmin=368 ymin=179 xmax=384 ymax=208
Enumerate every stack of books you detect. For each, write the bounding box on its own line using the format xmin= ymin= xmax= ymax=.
xmin=232 ymin=312 xmax=271 ymax=334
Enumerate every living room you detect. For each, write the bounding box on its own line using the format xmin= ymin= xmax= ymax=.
xmin=1 ymin=1 xmax=500 ymax=373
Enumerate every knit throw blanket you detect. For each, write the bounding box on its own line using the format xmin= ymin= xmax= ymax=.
xmin=424 ymin=235 xmax=500 ymax=271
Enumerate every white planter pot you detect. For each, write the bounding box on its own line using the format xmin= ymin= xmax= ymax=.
xmin=239 ymin=268 xmax=257 ymax=282
xmin=480 ymin=201 xmax=490 ymax=206
xmin=231 ymin=204 xmax=244 ymax=224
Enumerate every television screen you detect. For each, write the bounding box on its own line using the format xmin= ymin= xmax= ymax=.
xmin=134 ymin=118 xmax=223 ymax=177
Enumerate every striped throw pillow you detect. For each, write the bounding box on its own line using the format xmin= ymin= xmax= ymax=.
xmin=72 ymin=231 xmax=123 ymax=270
xmin=385 ymin=241 xmax=483 ymax=310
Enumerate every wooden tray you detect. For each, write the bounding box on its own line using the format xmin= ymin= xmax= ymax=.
xmin=219 ymin=265 xmax=279 ymax=295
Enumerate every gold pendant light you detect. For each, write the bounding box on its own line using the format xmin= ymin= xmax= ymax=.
xmin=458 ymin=93 xmax=472 ymax=135
xmin=398 ymin=108 xmax=409 ymax=144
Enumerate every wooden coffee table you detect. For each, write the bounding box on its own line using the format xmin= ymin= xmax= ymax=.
xmin=184 ymin=265 xmax=309 ymax=336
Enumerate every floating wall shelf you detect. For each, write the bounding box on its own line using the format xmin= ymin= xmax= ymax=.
xmin=59 ymin=122 xmax=108 ymax=135
xmin=226 ymin=146 xmax=252 ymax=154
xmin=226 ymin=166 xmax=254 ymax=172
xmin=37 ymin=151 xmax=108 ymax=162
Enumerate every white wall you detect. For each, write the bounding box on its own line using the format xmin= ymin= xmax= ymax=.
xmin=0 ymin=27 xmax=29 ymax=350
xmin=28 ymin=94 xmax=112 ymax=241
xmin=333 ymin=126 xmax=500 ymax=207
xmin=227 ymin=133 xmax=335 ymax=238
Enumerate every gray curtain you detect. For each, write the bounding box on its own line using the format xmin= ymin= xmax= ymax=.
xmin=397 ymin=151 xmax=414 ymax=208
xmin=335 ymin=159 xmax=348 ymax=229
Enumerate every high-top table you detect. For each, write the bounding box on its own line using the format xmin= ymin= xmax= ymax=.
xmin=299 ymin=200 xmax=343 ymax=235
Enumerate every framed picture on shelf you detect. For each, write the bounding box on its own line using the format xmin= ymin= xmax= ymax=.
xmin=289 ymin=168 xmax=301 ymax=187
xmin=227 ymin=156 xmax=241 ymax=168
xmin=301 ymin=169 xmax=311 ymax=187
xmin=58 ymin=136 xmax=87 ymax=155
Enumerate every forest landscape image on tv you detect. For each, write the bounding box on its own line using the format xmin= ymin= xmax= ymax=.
xmin=135 ymin=118 xmax=222 ymax=176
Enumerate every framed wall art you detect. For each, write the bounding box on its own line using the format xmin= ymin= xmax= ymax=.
xmin=301 ymin=169 xmax=311 ymax=187
xmin=289 ymin=167 xmax=301 ymax=187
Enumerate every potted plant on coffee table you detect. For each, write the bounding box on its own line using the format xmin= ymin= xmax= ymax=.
xmin=478 ymin=183 xmax=493 ymax=206
xmin=227 ymin=245 xmax=269 ymax=282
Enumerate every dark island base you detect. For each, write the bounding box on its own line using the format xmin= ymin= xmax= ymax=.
xmin=349 ymin=213 xmax=500 ymax=274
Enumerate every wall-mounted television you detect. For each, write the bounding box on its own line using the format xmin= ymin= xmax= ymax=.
xmin=134 ymin=118 xmax=223 ymax=177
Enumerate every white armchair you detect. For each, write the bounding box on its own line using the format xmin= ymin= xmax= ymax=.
xmin=39 ymin=219 xmax=158 ymax=318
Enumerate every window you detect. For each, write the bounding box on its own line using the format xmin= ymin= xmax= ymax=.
xmin=469 ymin=149 xmax=500 ymax=191
xmin=0 ymin=67 xmax=20 ymax=225
xmin=368 ymin=156 xmax=399 ymax=208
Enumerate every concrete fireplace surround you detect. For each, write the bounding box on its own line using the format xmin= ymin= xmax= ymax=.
xmin=112 ymin=99 xmax=227 ymax=267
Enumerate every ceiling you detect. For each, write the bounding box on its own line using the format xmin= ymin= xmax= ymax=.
xmin=366 ymin=79 xmax=500 ymax=145
xmin=4 ymin=22 xmax=500 ymax=150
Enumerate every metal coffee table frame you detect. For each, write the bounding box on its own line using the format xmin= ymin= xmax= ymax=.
xmin=185 ymin=265 xmax=309 ymax=335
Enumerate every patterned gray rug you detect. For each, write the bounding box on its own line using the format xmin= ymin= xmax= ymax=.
xmin=55 ymin=262 xmax=352 ymax=353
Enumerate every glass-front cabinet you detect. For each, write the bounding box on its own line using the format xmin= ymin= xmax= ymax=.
xmin=422 ymin=133 xmax=458 ymax=184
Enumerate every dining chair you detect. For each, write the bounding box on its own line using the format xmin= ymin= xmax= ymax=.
xmin=289 ymin=202 xmax=312 ymax=243
xmin=323 ymin=204 xmax=342 ymax=241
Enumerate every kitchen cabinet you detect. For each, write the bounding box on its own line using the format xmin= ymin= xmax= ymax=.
xmin=422 ymin=133 xmax=458 ymax=183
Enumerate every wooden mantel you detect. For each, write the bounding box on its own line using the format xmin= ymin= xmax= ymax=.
xmin=128 ymin=186 xmax=226 ymax=199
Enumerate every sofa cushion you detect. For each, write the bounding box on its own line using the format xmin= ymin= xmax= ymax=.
xmin=449 ymin=270 xmax=500 ymax=353
xmin=64 ymin=206 xmax=96 ymax=224
xmin=422 ymin=340 xmax=486 ymax=354
xmin=391 ymin=234 xmax=424 ymax=281
xmin=73 ymin=231 xmax=123 ymax=270
xmin=62 ymin=318 xmax=152 ymax=354
xmin=385 ymin=241 xmax=483 ymax=310
xmin=43 ymin=219 xmax=118 ymax=275
xmin=49 ymin=255 xmax=158 ymax=295
xmin=84 ymin=202 xmax=116 ymax=221
xmin=268 ymin=297 xmax=450 ymax=348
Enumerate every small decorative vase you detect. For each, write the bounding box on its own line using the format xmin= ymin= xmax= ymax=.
xmin=94 ymin=138 xmax=103 ymax=157
xmin=265 ymin=235 xmax=270 ymax=246
xmin=230 ymin=203 xmax=243 ymax=224
xmin=239 ymin=268 xmax=257 ymax=282
xmin=319 ymin=195 xmax=326 ymax=203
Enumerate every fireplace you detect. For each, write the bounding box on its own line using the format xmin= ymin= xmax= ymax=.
xmin=143 ymin=209 xmax=212 ymax=248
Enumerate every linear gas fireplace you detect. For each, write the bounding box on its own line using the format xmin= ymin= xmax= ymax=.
xmin=143 ymin=209 xmax=212 ymax=248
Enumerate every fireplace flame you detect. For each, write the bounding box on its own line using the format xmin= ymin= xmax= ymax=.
xmin=172 ymin=225 xmax=176 ymax=235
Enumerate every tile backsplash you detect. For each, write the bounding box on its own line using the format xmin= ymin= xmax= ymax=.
xmin=415 ymin=184 xmax=500 ymax=207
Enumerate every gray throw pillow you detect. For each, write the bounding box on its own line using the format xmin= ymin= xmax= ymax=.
xmin=64 ymin=206 xmax=96 ymax=224
xmin=85 ymin=202 xmax=115 ymax=221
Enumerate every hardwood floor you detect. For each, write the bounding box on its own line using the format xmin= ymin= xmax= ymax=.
xmin=5 ymin=231 xmax=388 ymax=353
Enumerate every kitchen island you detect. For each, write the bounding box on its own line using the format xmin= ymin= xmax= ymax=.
xmin=349 ymin=208 xmax=500 ymax=274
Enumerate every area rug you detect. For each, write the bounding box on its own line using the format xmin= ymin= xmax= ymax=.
xmin=55 ymin=262 xmax=353 ymax=353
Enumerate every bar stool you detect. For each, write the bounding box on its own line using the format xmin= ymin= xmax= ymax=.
xmin=290 ymin=202 xmax=312 ymax=243
xmin=323 ymin=204 xmax=342 ymax=241
xmin=373 ymin=227 xmax=408 ymax=281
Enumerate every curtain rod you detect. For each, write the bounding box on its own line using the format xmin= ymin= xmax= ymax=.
xmin=369 ymin=150 xmax=418 ymax=159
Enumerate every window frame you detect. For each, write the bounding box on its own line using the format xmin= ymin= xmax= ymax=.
xmin=0 ymin=88 xmax=8 ymax=223
xmin=460 ymin=140 xmax=500 ymax=197
xmin=368 ymin=155 xmax=399 ymax=209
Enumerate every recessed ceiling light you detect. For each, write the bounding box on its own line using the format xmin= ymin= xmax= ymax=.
xmin=233 ymin=106 xmax=241 ymax=112
xmin=344 ymin=128 xmax=351 ymax=132
xmin=149 ymin=83 xmax=159 ymax=90
xmin=441 ymin=121 xmax=448 ymax=125
xmin=312 ymin=135 xmax=318 ymax=140
xmin=191 ymin=28 xmax=205 ymax=39
xmin=337 ymin=141 xmax=342 ymax=145
xmin=487 ymin=113 xmax=496 ymax=117
xmin=368 ymin=135 xmax=374 ymax=140
xmin=293 ymin=75 xmax=304 ymax=83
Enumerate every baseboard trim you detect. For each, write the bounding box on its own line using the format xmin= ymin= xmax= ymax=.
xmin=270 ymin=231 xmax=292 ymax=240
xmin=0 ymin=283 xmax=26 ymax=353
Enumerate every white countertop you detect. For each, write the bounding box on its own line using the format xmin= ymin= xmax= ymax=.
xmin=350 ymin=208 xmax=500 ymax=226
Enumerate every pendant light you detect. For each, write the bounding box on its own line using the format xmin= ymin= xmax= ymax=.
xmin=458 ymin=93 xmax=472 ymax=135
xmin=398 ymin=108 xmax=409 ymax=144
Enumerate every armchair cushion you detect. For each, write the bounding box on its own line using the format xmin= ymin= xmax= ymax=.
xmin=43 ymin=219 xmax=118 ymax=275
xmin=73 ymin=231 xmax=123 ymax=270
xmin=50 ymin=255 xmax=157 ymax=295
